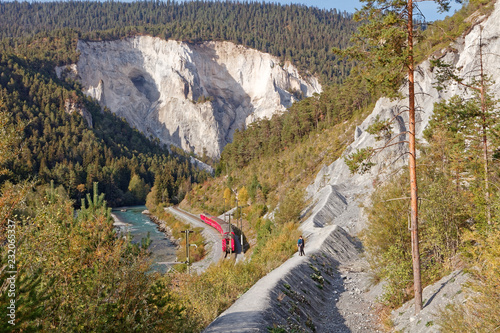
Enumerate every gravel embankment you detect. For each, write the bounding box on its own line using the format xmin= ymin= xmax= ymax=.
xmin=204 ymin=225 xmax=383 ymax=332
xmin=391 ymin=270 xmax=468 ymax=332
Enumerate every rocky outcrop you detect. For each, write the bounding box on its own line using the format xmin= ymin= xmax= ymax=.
xmin=189 ymin=157 xmax=214 ymax=175
xmin=76 ymin=37 xmax=321 ymax=158
xmin=64 ymin=99 xmax=93 ymax=128
xmin=56 ymin=64 xmax=78 ymax=81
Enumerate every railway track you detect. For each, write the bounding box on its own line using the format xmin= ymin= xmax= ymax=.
xmin=167 ymin=207 xmax=242 ymax=273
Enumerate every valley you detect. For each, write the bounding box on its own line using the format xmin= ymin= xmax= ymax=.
xmin=1 ymin=0 xmax=500 ymax=332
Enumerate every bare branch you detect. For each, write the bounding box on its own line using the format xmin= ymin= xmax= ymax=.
xmin=382 ymin=196 xmax=411 ymax=202
xmin=373 ymin=140 xmax=410 ymax=152
xmin=384 ymin=131 xmax=411 ymax=147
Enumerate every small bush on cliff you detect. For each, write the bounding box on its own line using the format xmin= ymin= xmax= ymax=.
xmin=274 ymin=188 xmax=306 ymax=225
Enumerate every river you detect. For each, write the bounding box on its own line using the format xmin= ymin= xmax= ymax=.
xmin=112 ymin=205 xmax=177 ymax=273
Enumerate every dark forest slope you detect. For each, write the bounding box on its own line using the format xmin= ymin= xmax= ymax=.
xmin=0 ymin=49 xmax=208 ymax=207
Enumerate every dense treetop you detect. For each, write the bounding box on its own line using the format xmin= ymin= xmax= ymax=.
xmin=0 ymin=0 xmax=358 ymax=83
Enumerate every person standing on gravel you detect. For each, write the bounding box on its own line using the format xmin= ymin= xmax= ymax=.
xmin=297 ymin=235 xmax=305 ymax=256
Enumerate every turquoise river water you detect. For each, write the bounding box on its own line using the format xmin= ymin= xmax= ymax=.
xmin=112 ymin=205 xmax=177 ymax=273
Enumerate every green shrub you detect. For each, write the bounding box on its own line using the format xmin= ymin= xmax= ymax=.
xmin=438 ymin=223 xmax=500 ymax=332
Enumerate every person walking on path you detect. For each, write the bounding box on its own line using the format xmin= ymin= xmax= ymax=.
xmin=297 ymin=235 xmax=305 ymax=256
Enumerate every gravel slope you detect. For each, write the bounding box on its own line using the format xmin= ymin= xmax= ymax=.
xmin=204 ymin=225 xmax=383 ymax=332
xmin=391 ymin=270 xmax=468 ymax=332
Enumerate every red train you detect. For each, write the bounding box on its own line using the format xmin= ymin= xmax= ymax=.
xmin=200 ymin=213 xmax=235 ymax=253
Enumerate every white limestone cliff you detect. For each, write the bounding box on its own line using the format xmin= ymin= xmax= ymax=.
xmin=75 ymin=36 xmax=321 ymax=158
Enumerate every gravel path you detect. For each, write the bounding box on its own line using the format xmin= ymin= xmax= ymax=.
xmin=316 ymin=258 xmax=383 ymax=333
xmin=169 ymin=200 xmax=383 ymax=333
xmin=204 ymin=225 xmax=384 ymax=333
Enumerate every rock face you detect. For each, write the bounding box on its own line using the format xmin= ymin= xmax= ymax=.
xmin=76 ymin=36 xmax=321 ymax=158
xmin=64 ymin=99 xmax=93 ymax=128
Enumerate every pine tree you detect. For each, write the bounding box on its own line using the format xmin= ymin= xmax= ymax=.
xmin=335 ymin=0 xmax=460 ymax=313
xmin=432 ymin=34 xmax=499 ymax=224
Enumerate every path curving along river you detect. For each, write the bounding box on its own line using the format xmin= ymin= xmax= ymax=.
xmin=112 ymin=206 xmax=177 ymax=273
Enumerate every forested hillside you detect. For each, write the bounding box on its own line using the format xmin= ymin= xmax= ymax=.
xmin=0 ymin=2 xmax=361 ymax=329
xmin=177 ymin=0 xmax=500 ymax=330
xmin=0 ymin=37 xmax=208 ymax=207
xmin=330 ymin=0 xmax=500 ymax=330
xmin=0 ymin=0 xmax=357 ymax=83
xmin=3 ymin=0 xmax=499 ymax=331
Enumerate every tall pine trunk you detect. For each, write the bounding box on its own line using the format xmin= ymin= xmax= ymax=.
xmin=479 ymin=36 xmax=491 ymax=224
xmin=407 ymin=0 xmax=423 ymax=313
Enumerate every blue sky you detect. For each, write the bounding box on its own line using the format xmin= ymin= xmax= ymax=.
xmin=261 ymin=0 xmax=464 ymax=21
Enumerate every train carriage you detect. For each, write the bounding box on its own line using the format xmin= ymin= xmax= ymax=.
xmin=200 ymin=213 xmax=235 ymax=253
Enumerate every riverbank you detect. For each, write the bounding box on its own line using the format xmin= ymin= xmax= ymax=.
xmin=147 ymin=205 xmax=207 ymax=268
xmin=149 ymin=214 xmax=180 ymax=247
xmin=111 ymin=206 xmax=178 ymax=272
xmin=111 ymin=211 xmax=131 ymax=228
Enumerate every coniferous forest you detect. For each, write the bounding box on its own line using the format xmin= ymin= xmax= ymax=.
xmin=0 ymin=49 xmax=208 ymax=207
xmin=0 ymin=0 xmax=358 ymax=83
